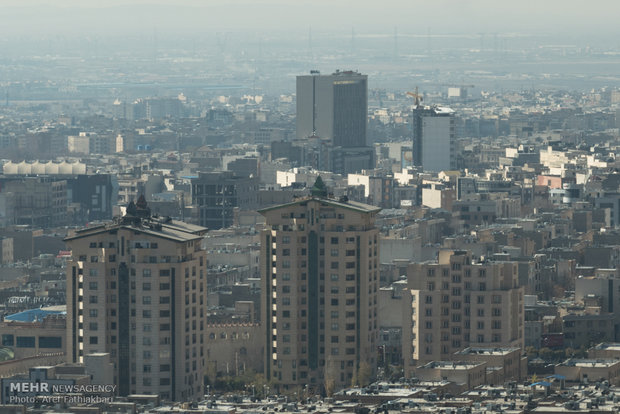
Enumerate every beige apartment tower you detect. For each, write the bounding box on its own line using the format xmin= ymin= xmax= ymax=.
xmin=65 ymin=197 xmax=208 ymax=401
xmin=403 ymin=250 xmax=524 ymax=376
xmin=260 ymin=179 xmax=380 ymax=393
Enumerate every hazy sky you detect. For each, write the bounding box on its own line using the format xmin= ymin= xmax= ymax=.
xmin=2 ymin=0 xmax=619 ymax=38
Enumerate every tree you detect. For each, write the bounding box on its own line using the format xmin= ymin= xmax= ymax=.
xmin=357 ymin=362 xmax=372 ymax=387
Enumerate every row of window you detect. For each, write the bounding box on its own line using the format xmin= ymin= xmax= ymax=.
xmin=1 ymin=335 xmax=61 ymax=348
xmin=423 ymin=321 xmax=503 ymax=330
xmin=426 ymin=268 xmax=489 ymax=278
xmin=424 ymin=294 xmax=503 ymax=305
xmin=421 ymin=333 xmax=503 ymax=345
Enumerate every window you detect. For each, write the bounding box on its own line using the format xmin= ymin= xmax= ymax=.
xmin=89 ymin=282 xmax=98 ymax=290
xmin=89 ymin=322 xmax=98 ymax=331
xmin=143 ymin=283 xmax=151 ymax=291
xmin=143 ymin=296 xmax=151 ymax=305
xmin=331 ymin=237 xmax=339 ymax=244
xmin=89 ymin=309 xmax=98 ymax=317
xmin=89 ymin=296 xmax=98 ymax=304
xmin=2 ymin=335 xmax=14 ymax=346
xmin=89 ymin=336 xmax=98 ymax=345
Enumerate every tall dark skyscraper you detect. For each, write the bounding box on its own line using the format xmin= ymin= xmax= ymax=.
xmin=296 ymin=70 xmax=368 ymax=148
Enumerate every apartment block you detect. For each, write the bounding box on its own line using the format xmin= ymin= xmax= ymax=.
xmin=65 ymin=197 xmax=208 ymax=401
xmin=402 ymin=250 xmax=524 ymax=376
xmin=260 ymin=179 xmax=380 ymax=393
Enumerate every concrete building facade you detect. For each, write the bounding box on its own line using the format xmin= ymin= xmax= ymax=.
xmin=259 ymin=181 xmax=380 ymax=393
xmin=64 ymin=197 xmax=208 ymax=401
xmin=412 ymin=106 xmax=455 ymax=173
xmin=403 ymin=250 xmax=524 ymax=376
xmin=296 ymin=70 xmax=367 ymax=148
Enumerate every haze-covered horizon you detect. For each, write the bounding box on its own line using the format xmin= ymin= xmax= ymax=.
xmin=2 ymin=0 xmax=620 ymax=41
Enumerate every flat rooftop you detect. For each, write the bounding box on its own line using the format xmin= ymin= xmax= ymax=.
xmin=455 ymin=347 xmax=520 ymax=356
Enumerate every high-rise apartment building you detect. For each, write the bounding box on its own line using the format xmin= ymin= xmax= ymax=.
xmin=259 ymin=179 xmax=380 ymax=393
xmin=412 ymin=105 xmax=455 ymax=173
xmin=402 ymin=250 xmax=524 ymax=376
xmin=65 ymin=197 xmax=208 ymax=401
xmin=297 ymin=70 xmax=368 ymax=148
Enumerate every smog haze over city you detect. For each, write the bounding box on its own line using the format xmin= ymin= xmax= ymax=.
xmin=2 ymin=0 xmax=620 ymax=94
xmin=4 ymin=0 xmax=620 ymax=412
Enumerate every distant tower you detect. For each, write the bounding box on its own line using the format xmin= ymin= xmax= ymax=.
xmin=412 ymin=105 xmax=456 ymax=172
xmin=296 ymin=70 xmax=368 ymax=148
xmin=115 ymin=134 xmax=124 ymax=153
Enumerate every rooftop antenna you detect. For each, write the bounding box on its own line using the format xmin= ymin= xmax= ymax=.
xmin=308 ymin=26 xmax=314 ymax=63
xmin=152 ymin=28 xmax=158 ymax=63
xmin=393 ymin=26 xmax=398 ymax=59
xmin=426 ymin=27 xmax=431 ymax=56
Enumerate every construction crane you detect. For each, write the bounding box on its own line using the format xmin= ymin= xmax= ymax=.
xmin=406 ymin=87 xmax=423 ymax=106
